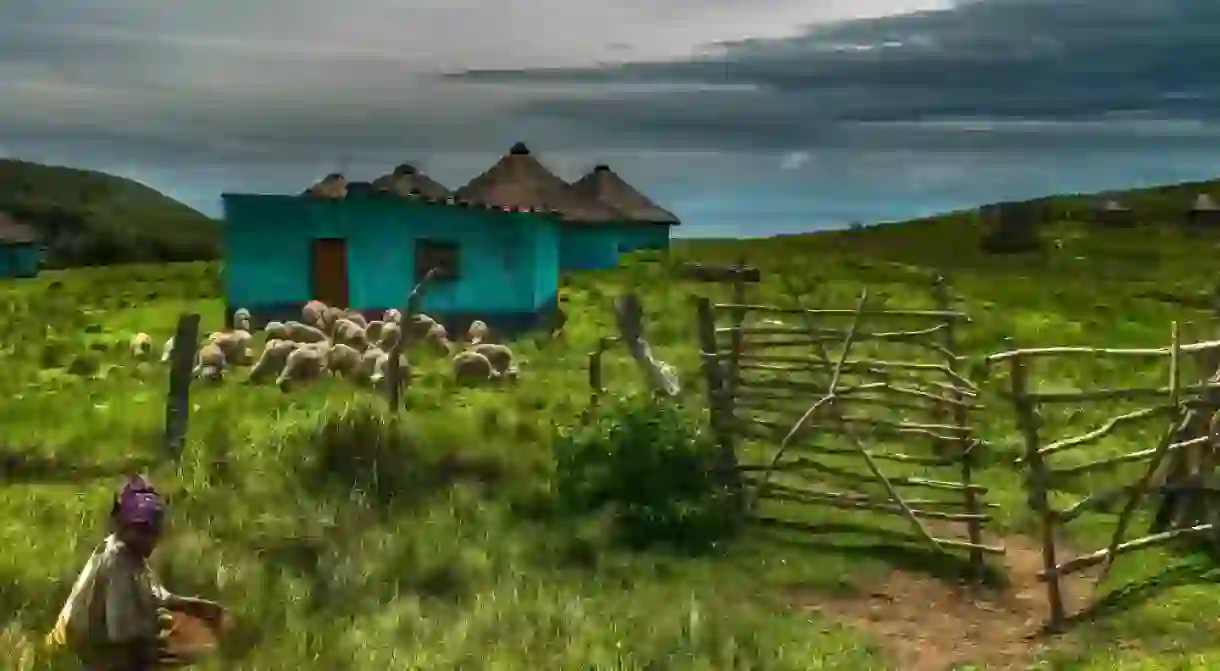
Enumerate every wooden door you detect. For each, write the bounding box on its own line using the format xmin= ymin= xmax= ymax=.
xmin=311 ymin=238 xmax=349 ymax=308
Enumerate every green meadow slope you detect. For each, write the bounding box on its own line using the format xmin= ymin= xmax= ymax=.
xmin=3 ymin=180 xmax=1220 ymax=669
xmin=0 ymin=159 xmax=220 ymax=267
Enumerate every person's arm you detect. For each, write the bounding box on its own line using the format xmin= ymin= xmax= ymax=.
xmin=151 ymin=574 xmax=224 ymax=622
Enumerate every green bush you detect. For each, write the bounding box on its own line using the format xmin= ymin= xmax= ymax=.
xmin=552 ymin=394 xmax=743 ymax=552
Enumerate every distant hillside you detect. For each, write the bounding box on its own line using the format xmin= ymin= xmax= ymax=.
xmin=0 ymin=159 xmax=220 ymax=267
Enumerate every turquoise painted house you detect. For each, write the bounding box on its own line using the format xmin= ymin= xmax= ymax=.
xmin=220 ymin=174 xmax=563 ymax=334
xmin=0 ymin=213 xmax=41 ymax=279
xmin=455 ymin=143 xmax=680 ymax=271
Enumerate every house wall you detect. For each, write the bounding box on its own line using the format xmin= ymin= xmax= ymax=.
xmin=557 ymin=222 xmax=672 ymax=270
xmin=222 ymin=195 xmax=562 ymax=331
xmin=531 ymin=218 xmax=560 ymax=309
xmin=0 ymin=242 xmax=39 ymax=278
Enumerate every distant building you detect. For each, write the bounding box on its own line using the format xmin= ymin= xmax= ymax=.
xmin=0 ymin=212 xmax=41 ymax=278
xmin=1094 ymin=199 xmax=1134 ymax=227
xmin=1188 ymin=193 xmax=1220 ymax=227
xmin=569 ymin=164 xmax=680 ymax=264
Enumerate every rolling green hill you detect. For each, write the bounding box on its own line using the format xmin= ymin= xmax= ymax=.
xmin=0 ymin=159 xmax=220 ymax=267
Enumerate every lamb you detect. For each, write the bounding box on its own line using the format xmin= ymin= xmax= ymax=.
xmin=325 ymin=342 xmax=364 ymax=379
xmin=467 ymin=320 xmax=490 ymax=345
xmin=332 ymin=318 xmax=369 ymax=350
xmin=284 ymin=320 xmax=330 ymax=344
xmin=452 ymin=350 xmax=496 ymax=386
xmin=129 ymin=333 xmax=153 ymax=360
xmin=247 ymin=338 xmax=297 ymax=383
xmin=383 ymin=308 xmax=403 ymax=325
xmin=193 ymin=342 xmax=226 ymax=382
xmin=276 ymin=342 xmax=330 ymax=390
xmin=210 ymin=329 xmax=255 ymax=366
xmin=233 ymin=308 xmax=252 ymax=332
xmin=377 ymin=321 xmax=402 ymax=351
xmin=302 ymin=300 xmax=328 ymax=328
xmin=263 ymin=321 xmax=290 ymax=341
xmin=470 ymin=343 xmax=513 ymax=376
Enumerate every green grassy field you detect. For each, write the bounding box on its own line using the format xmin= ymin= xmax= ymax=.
xmin=4 ymin=210 xmax=1220 ymax=670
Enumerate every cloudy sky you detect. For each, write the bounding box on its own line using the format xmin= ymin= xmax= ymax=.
xmin=3 ymin=0 xmax=1220 ymax=236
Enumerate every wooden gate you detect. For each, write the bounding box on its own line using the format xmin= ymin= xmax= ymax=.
xmin=311 ymin=237 xmax=349 ymax=308
xmin=694 ymin=275 xmax=1003 ymax=578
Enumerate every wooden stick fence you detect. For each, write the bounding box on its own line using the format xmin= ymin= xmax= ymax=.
xmin=696 ymin=271 xmax=1001 ymax=578
xmin=986 ymin=324 xmax=1220 ymax=630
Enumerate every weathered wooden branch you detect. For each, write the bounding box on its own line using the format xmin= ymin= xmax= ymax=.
xmin=715 ymin=324 xmax=949 ymax=340
xmin=714 ymin=303 xmax=970 ymax=322
xmin=760 ymin=481 xmax=999 ymax=510
xmin=1096 ymin=322 xmax=1184 ymax=584
xmin=761 ymin=488 xmax=992 ymax=522
xmin=724 ymin=336 xmax=963 ymax=362
xmin=734 ymin=355 xmax=977 ymax=390
xmin=1019 ymin=405 xmax=1174 ymax=463
xmin=737 ymin=414 xmax=972 ymax=447
xmin=1042 ymin=523 xmax=1215 ymax=579
xmin=734 ymin=377 xmax=980 ymax=410
xmin=1018 ymin=381 xmax=1220 ymax=403
xmin=735 ymin=390 xmax=949 ymax=415
xmin=734 ymin=419 xmax=965 ymax=465
xmin=1046 ymin=434 xmax=1211 ymax=480
xmin=985 ymin=339 xmax=1220 ymax=365
xmin=741 ymin=460 xmax=987 ymax=493
xmin=753 ymin=517 xmax=1005 ymax=554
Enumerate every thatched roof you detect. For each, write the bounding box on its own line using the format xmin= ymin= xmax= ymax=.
xmin=569 ymin=165 xmax=680 ymax=225
xmin=454 ymin=142 xmax=624 ymax=223
xmin=1192 ymin=194 xmax=1220 ymax=212
xmin=0 ymin=212 xmax=38 ymax=243
xmin=372 ymin=163 xmax=452 ymax=199
xmin=308 ymin=173 xmax=348 ymax=199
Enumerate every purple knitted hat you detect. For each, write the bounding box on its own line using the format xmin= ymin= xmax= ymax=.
xmin=115 ymin=474 xmax=166 ymax=526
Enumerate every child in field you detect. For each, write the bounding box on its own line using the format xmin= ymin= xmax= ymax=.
xmin=46 ymin=475 xmax=230 ymax=670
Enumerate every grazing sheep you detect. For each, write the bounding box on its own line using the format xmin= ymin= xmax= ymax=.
xmin=452 ymin=350 xmax=496 ymax=386
xmin=233 ymin=308 xmax=252 ymax=332
xmin=276 ymin=342 xmax=330 ymax=390
xmin=210 ymin=329 xmax=255 ymax=366
xmin=129 ymin=333 xmax=153 ymax=360
xmin=383 ymin=308 xmax=403 ymax=325
xmin=367 ymin=348 xmax=410 ymax=389
xmin=160 ymin=337 xmax=175 ymax=363
xmin=358 ymin=346 xmax=386 ymax=382
xmin=470 ymin=343 xmax=513 ymax=375
xmin=427 ymin=323 xmax=455 ymax=354
xmin=193 ymin=342 xmax=226 ymax=382
xmin=365 ymin=320 xmax=385 ymax=344
xmin=264 ymin=320 xmax=290 ymax=341
xmin=284 ymin=320 xmax=330 ymax=344
xmin=247 ymin=338 xmax=298 ymax=383
xmin=409 ymin=313 xmax=436 ymax=338
xmin=342 ymin=310 xmax=368 ymax=329
xmin=332 ymin=318 xmax=369 ymax=350
xmin=302 ymin=300 xmax=328 ymax=328
xmin=325 ymin=343 xmax=363 ymax=379
xmin=467 ymin=320 xmax=490 ymax=345
xmin=378 ymin=321 xmax=402 ymax=351
xmin=318 ymin=306 xmax=344 ymax=334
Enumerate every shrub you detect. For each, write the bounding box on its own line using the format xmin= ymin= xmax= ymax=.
xmin=552 ymin=394 xmax=743 ymax=552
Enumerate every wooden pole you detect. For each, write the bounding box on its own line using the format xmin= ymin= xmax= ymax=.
xmin=696 ymin=297 xmax=737 ymax=481
xmin=728 ymin=255 xmax=748 ymax=403
xmin=933 ymin=276 xmax=985 ymax=580
xmin=387 ymin=268 xmax=436 ymax=409
xmin=1007 ymin=341 xmax=1065 ymax=629
xmin=165 ymin=314 xmax=200 ymax=461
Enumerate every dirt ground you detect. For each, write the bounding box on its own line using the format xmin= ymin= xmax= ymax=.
xmin=795 ymin=531 xmax=1098 ymax=671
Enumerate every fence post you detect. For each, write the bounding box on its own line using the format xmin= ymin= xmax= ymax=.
xmin=696 ymin=297 xmax=737 ymax=481
xmin=1007 ymin=340 xmax=1065 ymax=629
xmin=164 ymin=314 xmax=200 ymax=461
xmin=387 ymin=269 xmax=435 ymax=409
xmin=932 ymin=276 xmax=985 ymax=581
xmin=727 ymin=255 xmax=748 ymax=401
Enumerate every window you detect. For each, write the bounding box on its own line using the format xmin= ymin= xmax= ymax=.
xmin=415 ymin=239 xmax=460 ymax=281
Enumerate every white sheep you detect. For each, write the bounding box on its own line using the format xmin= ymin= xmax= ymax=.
xmin=320 ymin=307 xmax=345 ymax=334
xmin=326 ymin=342 xmax=363 ymax=379
xmin=130 ymin=333 xmax=153 ymax=360
xmin=233 ymin=308 xmax=252 ymax=332
xmin=247 ymin=338 xmax=298 ymax=383
xmin=378 ymin=321 xmax=402 ymax=351
xmin=302 ymin=300 xmax=328 ymax=328
xmin=284 ymin=320 xmax=330 ymax=344
xmin=332 ymin=318 xmax=369 ymax=350
xmin=358 ymin=346 xmax=386 ymax=381
xmin=342 ymin=310 xmax=368 ymax=329
xmin=383 ymin=308 xmax=403 ymax=325
xmin=452 ymin=350 xmax=496 ymax=386
xmin=276 ymin=342 xmax=330 ymax=390
xmin=365 ymin=320 xmax=385 ymax=344
xmin=264 ymin=320 xmax=290 ymax=341
xmin=427 ymin=323 xmax=455 ymax=354
xmin=467 ymin=320 xmax=490 ymax=345
xmin=409 ymin=313 xmax=436 ymax=338
xmin=193 ymin=342 xmax=227 ymax=382
xmin=210 ymin=329 xmax=255 ymax=366
xmin=470 ymin=343 xmax=513 ymax=376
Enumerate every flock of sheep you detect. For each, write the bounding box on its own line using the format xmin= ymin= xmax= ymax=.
xmin=127 ymin=299 xmax=519 ymax=391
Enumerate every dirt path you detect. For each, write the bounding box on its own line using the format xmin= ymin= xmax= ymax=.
xmin=793 ymin=531 xmax=1097 ymax=671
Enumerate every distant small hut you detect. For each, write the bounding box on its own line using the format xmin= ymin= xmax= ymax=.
xmin=1094 ymin=199 xmax=1134 ymax=227
xmin=1188 ymin=193 xmax=1220 ymax=227
xmin=980 ymin=200 xmax=1042 ymax=254
xmin=0 ymin=212 xmax=41 ymax=278
xmin=372 ymin=164 xmax=452 ymax=200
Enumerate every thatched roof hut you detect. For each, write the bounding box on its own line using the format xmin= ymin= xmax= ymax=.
xmin=372 ymin=163 xmax=452 ymax=199
xmin=454 ymin=143 xmax=624 ymax=223
xmin=1094 ymin=199 xmax=1134 ymax=226
xmin=1188 ymin=193 xmax=1220 ymax=226
xmin=307 ymin=173 xmax=348 ymax=199
xmin=569 ymin=165 xmax=680 ymax=225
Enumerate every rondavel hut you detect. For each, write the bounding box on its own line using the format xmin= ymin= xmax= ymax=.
xmin=0 ymin=212 xmax=41 ymax=279
xmin=569 ymin=164 xmax=680 ymax=261
xmin=1094 ymin=199 xmax=1134 ymax=227
xmin=1188 ymin=193 xmax=1220 ymax=227
xmin=221 ymin=161 xmax=564 ymax=334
